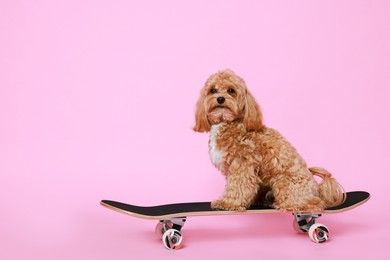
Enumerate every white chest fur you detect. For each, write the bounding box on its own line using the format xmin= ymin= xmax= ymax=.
xmin=209 ymin=124 xmax=225 ymax=170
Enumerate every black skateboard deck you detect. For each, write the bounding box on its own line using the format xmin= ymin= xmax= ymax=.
xmin=101 ymin=191 xmax=369 ymax=249
xmin=101 ymin=191 xmax=369 ymax=219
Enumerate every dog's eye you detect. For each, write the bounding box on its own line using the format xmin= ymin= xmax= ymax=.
xmin=227 ymin=88 xmax=235 ymax=94
xmin=210 ymin=88 xmax=217 ymax=94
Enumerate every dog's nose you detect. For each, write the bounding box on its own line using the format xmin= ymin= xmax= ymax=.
xmin=217 ymin=97 xmax=225 ymax=104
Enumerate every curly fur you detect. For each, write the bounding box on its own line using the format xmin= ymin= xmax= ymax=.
xmin=194 ymin=69 xmax=345 ymax=212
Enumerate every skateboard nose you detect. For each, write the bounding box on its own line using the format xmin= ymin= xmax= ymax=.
xmin=217 ymin=97 xmax=225 ymax=104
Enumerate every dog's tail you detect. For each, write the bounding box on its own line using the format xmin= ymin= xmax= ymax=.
xmin=309 ymin=167 xmax=346 ymax=208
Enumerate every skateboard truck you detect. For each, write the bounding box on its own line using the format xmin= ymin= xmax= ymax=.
xmin=293 ymin=213 xmax=321 ymax=232
xmin=293 ymin=213 xmax=330 ymax=243
xmin=155 ymin=217 xmax=186 ymax=250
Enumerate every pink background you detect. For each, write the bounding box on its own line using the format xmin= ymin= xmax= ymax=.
xmin=1 ymin=0 xmax=389 ymax=259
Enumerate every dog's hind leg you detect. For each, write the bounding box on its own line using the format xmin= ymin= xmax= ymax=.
xmin=272 ymin=171 xmax=326 ymax=212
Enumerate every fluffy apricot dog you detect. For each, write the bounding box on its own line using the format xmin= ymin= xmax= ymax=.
xmin=194 ymin=70 xmax=345 ymax=212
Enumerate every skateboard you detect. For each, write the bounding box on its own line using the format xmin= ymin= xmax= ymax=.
xmin=101 ymin=191 xmax=370 ymax=250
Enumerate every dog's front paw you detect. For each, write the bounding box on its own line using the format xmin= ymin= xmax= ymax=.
xmin=211 ymin=200 xmax=225 ymax=209
xmin=211 ymin=200 xmax=246 ymax=212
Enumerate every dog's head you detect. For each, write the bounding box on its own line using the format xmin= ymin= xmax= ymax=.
xmin=193 ymin=69 xmax=263 ymax=132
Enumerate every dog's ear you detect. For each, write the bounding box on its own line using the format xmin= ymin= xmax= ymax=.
xmin=193 ymin=94 xmax=211 ymax=132
xmin=243 ymin=90 xmax=263 ymax=131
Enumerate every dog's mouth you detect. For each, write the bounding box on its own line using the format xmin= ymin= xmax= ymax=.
xmin=211 ymin=104 xmax=228 ymax=111
xmin=207 ymin=103 xmax=239 ymax=124
xmin=208 ymin=104 xmax=237 ymax=117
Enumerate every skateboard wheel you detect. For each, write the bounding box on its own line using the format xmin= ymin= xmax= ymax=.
xmin=155 ymin=221 xmax=173 ymax=239
xmin=162 ymin=229 xmax=183 ymax=250
xmin=308 ymin=223 xmax=329 ymax=243
xmin=155 ymin=223 xmax=164 ymax=239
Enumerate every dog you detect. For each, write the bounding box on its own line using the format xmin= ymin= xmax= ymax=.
xmin=193 ymin=69 xmax=345 ymax=212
